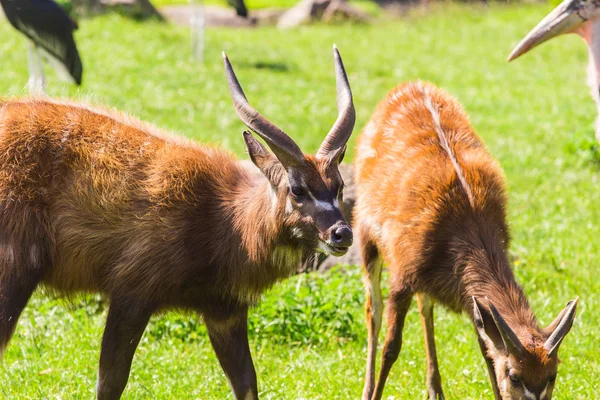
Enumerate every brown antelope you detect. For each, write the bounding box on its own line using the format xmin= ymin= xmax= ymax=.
xmin=354 ymin=81 xmax=578 ymax=400
xmin=0 ymin=47 xmax=355 ymax=399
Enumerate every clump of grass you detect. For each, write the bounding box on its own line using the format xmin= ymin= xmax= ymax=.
xmin=248 ymin=267 xmax=366 ymax=345
xmin=143 ymin=267 xmax=367 ymax=346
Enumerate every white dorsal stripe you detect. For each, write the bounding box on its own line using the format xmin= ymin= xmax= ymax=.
xmin=423 ymin=94 xmax=475 ymax=208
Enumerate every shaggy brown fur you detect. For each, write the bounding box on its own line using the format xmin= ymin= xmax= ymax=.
xmin=0 ymin=97 xmax=352 ymax=399
xmin=0 ymin=99 xmax=295 ymax=306
xmin=354 ymin=82 xmax=577 ymax=400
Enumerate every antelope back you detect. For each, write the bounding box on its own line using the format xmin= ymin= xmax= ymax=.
xmin=354 ymin=81 xmax=507 ymax=261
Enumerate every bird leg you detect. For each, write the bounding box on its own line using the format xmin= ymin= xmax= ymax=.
xmin=573 ymin=19 xmax=600 ymax=143
xmin=27 ymin=44 xmax=46 ymax=95
xmin=586 ymin=28 xmax=600 ymax=144
xmin=189 ymin=0 xmax=205 ymax=62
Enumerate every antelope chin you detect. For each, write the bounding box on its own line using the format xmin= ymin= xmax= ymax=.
xmin=317 ymin=241 xmax=349 ymax=256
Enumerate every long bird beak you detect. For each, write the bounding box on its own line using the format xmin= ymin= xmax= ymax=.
xmin=508 ymin=0 xmax=588 ymax=61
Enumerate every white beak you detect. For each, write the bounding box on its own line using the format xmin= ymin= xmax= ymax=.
xmin=508 ymin=0 xmax=588 ymax=61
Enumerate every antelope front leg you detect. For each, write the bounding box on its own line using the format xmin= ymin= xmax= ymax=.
xmin=205 ymin=308 xmax=258 ymax=399
xmin=360 ymin=237 xmax=383 ymax=400
xmin=97 ymin=298 xmax=155 ymax=400
xmin=417 ymin=294 xmax=444 ymax=400
xmin=371 ymin=288 xmax=412 ymax=400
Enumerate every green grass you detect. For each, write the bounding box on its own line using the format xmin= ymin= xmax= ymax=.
xmin=1 ymin=2 xmax=599 ymax=399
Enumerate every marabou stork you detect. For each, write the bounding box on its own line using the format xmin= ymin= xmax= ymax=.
xmin=508 ymin=0 xmax=600 ymax=142
xmin=1 ymin=0 xmax=83 ymax=94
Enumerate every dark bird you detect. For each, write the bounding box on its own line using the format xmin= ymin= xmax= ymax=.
xmin=1 ymin=0 xmax=83 ymax=93
xmin=508 ymin=0 xmax=600 ymax=142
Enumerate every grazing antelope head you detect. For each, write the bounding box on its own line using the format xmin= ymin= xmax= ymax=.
xmin=473 ymin=297 xmax=578 ymax=400
xmin=223 ymin=46 xmax=355 ymax=256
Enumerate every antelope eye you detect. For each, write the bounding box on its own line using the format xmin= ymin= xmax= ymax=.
xmin=508 ymin=373 xmax=520 ymax=384
xmin=291 ymin=186 xmax=305 ymax=197
xmin=549 ymin=375 xmax=557 ymax=383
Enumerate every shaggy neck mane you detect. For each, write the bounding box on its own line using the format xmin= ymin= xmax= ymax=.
xmin=231 ymin=177 xmax=286 ymax=264
xmin=199 ymin=165 xmax=302 ymax=304
xmin=223 ymin=168 xmax=302 ymax=277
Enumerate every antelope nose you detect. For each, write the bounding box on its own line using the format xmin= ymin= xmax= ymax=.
xmin=330 ymin=224 xmax=353 ymax=247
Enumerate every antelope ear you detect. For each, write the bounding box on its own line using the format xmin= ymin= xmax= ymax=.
xmin=472 ymin=297 xmax=498 ymax=354
xmin=329 ymin=145 xmax=347 ymax=166
xmin=544 ymin=298 xmax=578 ymax=357
xmin=488 ymin=301 xmax=527 ymax=357
xmin=473 ymin=297 xmax=526 ymax=357
xmin=243 ymin=131 xmax=284 ymax=186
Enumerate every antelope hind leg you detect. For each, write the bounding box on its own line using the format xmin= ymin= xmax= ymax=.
xmin=417 ymin=293 xmax=444 ymax=400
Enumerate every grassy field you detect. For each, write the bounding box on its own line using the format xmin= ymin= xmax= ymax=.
xmin=1 ymin=3 xmax=599 ymax=399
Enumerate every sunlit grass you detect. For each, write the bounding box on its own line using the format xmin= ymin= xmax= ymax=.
xmin=0 ymin=3 xmax=598 ymax=399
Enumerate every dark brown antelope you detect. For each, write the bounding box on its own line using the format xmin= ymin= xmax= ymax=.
xmin=354 ymin=81 xmax=578 ymax=400
xmin=0 ymin=46 xmax=355 ymax=399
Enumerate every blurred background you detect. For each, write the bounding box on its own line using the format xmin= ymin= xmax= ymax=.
xmin=0 ymin=0 xmax=598 ymax=398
